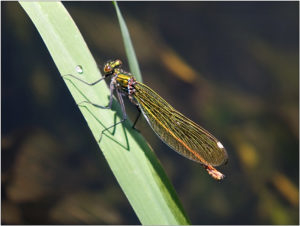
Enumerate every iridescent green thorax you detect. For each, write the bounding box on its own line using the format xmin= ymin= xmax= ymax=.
xmin=113 ymin=70 xmax=137 ymax=97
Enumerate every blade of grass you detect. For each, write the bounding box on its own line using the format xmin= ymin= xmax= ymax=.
xmin=20 ymin=2 xmax=190 ymax=225
xmin=113 ymin=1 xmax=143 ymax=83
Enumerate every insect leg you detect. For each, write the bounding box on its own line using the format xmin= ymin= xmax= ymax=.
xmin=132 ymin=107 xmax=141 ymax=131
xmin=78 ymin=79 xmax=115 ymax=110
xmin=63 ymin=73 xmax=128 ymax=142
xmin=98 ymin=89 xmax=127 ymax=142
xmin=63 ymin=73 xmax=106 ymax=86
xmin=116 ymin=87 xmax=127 ymax=120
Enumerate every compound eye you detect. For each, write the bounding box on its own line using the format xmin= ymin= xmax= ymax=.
xmin=104 ymin=65 xmax=112 ymax=73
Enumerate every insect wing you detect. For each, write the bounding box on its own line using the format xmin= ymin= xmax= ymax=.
xmin=133 ymin=82 xmax=228 ymax=167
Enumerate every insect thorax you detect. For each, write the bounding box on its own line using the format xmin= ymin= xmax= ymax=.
xmin=115 ymin=72 xmax=137 ymax=101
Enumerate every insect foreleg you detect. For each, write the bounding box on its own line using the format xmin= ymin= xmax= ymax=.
xmin=78 ymin=79 xmax=115 ymax=110
xmin=63 ymin=73 xmax=106 ymax=86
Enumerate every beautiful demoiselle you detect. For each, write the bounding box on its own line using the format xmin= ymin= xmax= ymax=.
xmin=65 ymin=59 xmax=228 ymax=180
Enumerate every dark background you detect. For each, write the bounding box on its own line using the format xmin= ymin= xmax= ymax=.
xmin=2 ymin=1 xmax=299 ymax=224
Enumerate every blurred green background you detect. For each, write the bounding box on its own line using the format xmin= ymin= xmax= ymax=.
xmin=2 ymin=1 xmax=299 ymax=224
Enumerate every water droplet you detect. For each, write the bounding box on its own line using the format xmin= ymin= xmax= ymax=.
xmin=75 ymin=65 xmax=83 ymax=74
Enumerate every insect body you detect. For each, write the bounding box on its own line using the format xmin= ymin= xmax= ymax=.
xmin=65 ymin=59 xmax=228 ymax=180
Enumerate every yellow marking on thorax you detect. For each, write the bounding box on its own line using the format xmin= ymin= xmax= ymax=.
xmin=116 ymin=74 xmax=131 ymax=88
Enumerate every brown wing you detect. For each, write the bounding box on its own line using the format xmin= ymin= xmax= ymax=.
xmin=133 ymin=82 xmax=228 ymax=167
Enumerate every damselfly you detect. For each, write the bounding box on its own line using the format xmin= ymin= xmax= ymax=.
xmin=64 ymin=59 xmax=228 ymax=180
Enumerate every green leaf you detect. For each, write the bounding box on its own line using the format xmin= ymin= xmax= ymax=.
xmin=113 ymin=1 xmax=143 ymax=83
xmin=19 ymin=2 xmax=190 ymax=225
